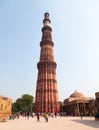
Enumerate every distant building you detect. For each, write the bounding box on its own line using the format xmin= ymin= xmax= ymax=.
xmin=0 ymin=96 xmax=12 ymax=121
xmin=95 ymin=92 xmax=99 ymax=112
xmin=63 ymin=91 xmax=95 ymax=116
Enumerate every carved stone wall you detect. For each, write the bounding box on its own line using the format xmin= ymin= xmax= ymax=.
xmin=0 ymin=96 xmax=12 ymax=121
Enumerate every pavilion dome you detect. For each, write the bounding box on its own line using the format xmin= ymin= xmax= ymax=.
xmin=69 ymin=91 xmax=85 ymax=98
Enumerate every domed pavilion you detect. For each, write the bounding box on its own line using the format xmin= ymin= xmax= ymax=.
xmin=63 ymin=91 xmax=94 ymax=116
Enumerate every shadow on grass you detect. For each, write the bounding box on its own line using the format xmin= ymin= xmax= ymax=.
xmin=72 ymin=118 xmax=99 ymax=128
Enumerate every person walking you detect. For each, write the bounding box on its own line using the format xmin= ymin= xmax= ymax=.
xmin=45 ymin=113 xmax=48 ymax=122
xmin=55 ymin=112 xmax=57 ymax=117
xmin=36 ymin=112 xmax=40 ymax=121
xmin=27 ymin=111 xmax=29 ymax=119
xmin=80 ymin=113 xmax=83 ymax=119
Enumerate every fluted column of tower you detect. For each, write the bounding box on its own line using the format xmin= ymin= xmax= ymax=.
xmin=35 ymin=13 xmax=60 ymax=113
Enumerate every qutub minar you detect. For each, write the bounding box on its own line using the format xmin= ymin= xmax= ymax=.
xmin=34 ymin=12 xmax=60 ymax=113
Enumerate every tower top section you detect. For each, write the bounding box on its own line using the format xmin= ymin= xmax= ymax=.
xmin=43 ymin=12 xmax=51 ymax=27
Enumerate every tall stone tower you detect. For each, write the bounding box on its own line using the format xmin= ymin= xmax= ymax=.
xmin=35 ymin=13 xmax=60 ymax=113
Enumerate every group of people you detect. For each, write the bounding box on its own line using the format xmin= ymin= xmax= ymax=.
xmin=36 ymin=112 xmax=48 ymax=122
xmin=10 ymin=111 xmax=58 ymax=122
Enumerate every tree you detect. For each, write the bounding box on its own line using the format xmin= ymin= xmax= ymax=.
xmin=12 ymin=94 xmax=34 ymax=113
xmin=21 ymin=94 xmax=34 ymax=111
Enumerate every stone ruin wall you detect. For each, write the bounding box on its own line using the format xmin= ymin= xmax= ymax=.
xmin=0 ymin=96 xmax=12 ymax=121
xmin=95 ymin=92 xmax=99 ymax=112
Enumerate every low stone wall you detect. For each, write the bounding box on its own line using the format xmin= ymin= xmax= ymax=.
xmin=0 ymin=96 xmax=12 ymax=121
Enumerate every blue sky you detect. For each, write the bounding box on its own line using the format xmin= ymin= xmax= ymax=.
xmin=0 ymin=0 xmax=99 ymax=102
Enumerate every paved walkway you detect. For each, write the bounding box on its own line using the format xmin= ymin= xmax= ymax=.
xmin=0 ymin=116 xmax=99 ymax=130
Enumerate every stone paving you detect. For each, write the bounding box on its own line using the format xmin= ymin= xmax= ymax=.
xmin=0 ymin=116 xmax=99 ymax=130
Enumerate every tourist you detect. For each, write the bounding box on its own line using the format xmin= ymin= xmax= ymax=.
xmin=16 ymin=112 xmax=20 ymax=119
xmin=45 ymin=113 xmax=48 ymax=122
xmin=27 ymin=111 xmax=29 ymax=119
xmin=51 ymin=113 xmax=54 ymax=118
xmin=55 ymin=112 xmax=57 ymax=117
xmin=36 ymin=112 xmax=40 ymax=121
xmin=80 ymin=113 xmax=83 ymax=119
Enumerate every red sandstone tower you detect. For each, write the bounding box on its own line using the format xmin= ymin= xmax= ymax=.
xmin=35 ymin=13 xmax=60 ymax=113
